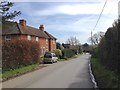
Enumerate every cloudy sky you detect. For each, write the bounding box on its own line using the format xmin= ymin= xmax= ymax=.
xmin=9 ymin=0 xmax=118 ymax=44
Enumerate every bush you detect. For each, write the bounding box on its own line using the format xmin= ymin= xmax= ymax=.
xmin=52 ymin=49 xmax=62 ymax=59
xmin=62 ymin=49 xmax=76 ymax=59
xmin=91 ymin=48 xmax=98 ymax=58
xmin=2 ymin=40 xmax=40 ymax=71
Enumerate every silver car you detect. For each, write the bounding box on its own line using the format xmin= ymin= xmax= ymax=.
xmin=43 ymin=53 xmax=58 ymax=64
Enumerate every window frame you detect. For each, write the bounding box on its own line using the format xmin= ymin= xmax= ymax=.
xmin=27 ymin=35 xmax=31 ymax=41
xmin=5 ymin=35 xmax=11 ymax=41
xmin=36 ymin=37 xmax=39 ymax=42
xmin=46 ymin=39 xmax=48 ymax=44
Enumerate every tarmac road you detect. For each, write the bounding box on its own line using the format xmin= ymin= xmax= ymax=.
xmin=2 ymin=53 xmax=94 ymax=88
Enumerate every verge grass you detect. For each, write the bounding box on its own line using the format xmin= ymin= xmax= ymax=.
xmin=2 ymin=64 xmax=39 ymax=80
xmin=91 ymin=58 xmax=118 ymax=88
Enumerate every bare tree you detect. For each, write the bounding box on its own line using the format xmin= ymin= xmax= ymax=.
xmin=66 ymin=36 xmax=80 ymax=46
xmin=88 ymin=32 xmax=105 ymax=45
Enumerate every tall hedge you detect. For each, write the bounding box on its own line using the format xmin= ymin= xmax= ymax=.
xmin=98 ymin=23 xmax=118 ymax=71
xmin=2 ymin=40 xmax=40 ymax=71
xmin=92 ymin=20 xmax=119 ymax=72
xmin=91 ymin=20 xmax=119 ymax=88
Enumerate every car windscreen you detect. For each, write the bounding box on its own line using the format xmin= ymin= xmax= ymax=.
xmin=44 ymin=54 xmax=52 ymax=58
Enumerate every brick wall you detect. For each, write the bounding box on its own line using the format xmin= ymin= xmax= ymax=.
xmin=2 ymin=34 xmax=56 ymax=55
xmin=39 ymin=38 xmax=49 ymax=55
xmin=49 ymin=39 xmax=56 ymax=51
xmin=2 ymin=34 xmax=21 ymax=42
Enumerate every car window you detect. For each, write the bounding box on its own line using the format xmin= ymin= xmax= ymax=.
xmin=53 ymin=54 xmax=56 ymax=57
xmin=44 ymin=54 xmax=52 ymax=58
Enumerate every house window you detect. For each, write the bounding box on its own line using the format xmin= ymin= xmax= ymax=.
xmin=46 ymin=39 xmax=48 ymax=44
xmin=5 ymin=35 xmax=11 ymax=41
xmin=36 ymin=37 xmax=39 ymax=42
xmin=27 ymin=35 xmax=31 ymax=40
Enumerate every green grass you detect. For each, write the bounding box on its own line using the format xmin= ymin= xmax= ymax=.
xmin=91 ymin=58 xmax=118 ymax=88
xmin=2 ymin=64 xmax=39 ymax=80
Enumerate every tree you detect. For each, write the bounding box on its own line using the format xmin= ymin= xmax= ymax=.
xmin=88 ymin=31 xmax=105 ymax=45
xmin=0 ymin=1 xmax=21 ymax=22
xmin=66 ymin=36 xmax=80 ymax=46
xmin=66 ymin=36 xmax=82 ymax=53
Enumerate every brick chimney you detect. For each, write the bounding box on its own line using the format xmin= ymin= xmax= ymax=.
xmin=19 ymin=19 xmax=26 ymax=27
xmin=39 ymin=24 xmax=44 ymax=31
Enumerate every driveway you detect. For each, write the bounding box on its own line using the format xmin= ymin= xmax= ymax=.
xmin=2 ymin=53 xmax=94 ymax=88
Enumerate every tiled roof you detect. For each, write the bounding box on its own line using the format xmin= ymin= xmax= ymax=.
xmin=2 ymin=21 xmax=51 ymax=39
xmin=44 ymin=31 xmax=57 ymax=40
xmin=2 ymin=22 xmax=20 ymax=35
xmin=18 ymin=24 xmax=49 ymax=38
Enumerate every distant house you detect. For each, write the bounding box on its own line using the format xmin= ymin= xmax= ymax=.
xmin=62 ymin=44 xmax=71 ymax=48
xmin=2 ymin=19 xmax=57 ymax=55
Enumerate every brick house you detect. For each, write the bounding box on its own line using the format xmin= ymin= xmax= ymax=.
xmin=2 ymin=19 xmax=57 ymax=55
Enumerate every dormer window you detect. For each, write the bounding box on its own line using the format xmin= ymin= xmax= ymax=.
xmin=5 ymin=35 xmax=11 ymax=41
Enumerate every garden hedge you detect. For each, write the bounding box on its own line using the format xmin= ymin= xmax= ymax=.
xmin=2 ymin=40 xmax=40 ymax=71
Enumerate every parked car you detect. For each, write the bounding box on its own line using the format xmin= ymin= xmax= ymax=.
xmin=43 ymin=52 xmax=58 ymax=64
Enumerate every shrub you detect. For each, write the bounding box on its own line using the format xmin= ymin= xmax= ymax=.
xmin=62 ymin=49 xmax=76 ymax=59
xmin=52 ymin=49 xmax=62 ymax=59
xmin=2 ymin=40 xmax=40 ymax=71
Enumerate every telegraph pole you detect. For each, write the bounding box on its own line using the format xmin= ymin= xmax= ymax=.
xmin=91 ymin=31 xmax=93 ymax=46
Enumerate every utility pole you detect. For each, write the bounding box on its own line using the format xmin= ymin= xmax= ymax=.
xmin=91 ymin=31 xmax=93 ymax=46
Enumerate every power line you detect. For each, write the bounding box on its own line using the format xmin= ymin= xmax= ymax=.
xmin=91 ymin=0 xmax=108 ymax=45
xmin=92 ymin=0 xmax=108 ymax=32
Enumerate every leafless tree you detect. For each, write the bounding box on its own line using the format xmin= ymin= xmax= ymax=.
xmin=66 ymin=36 xmax=80 ymax=46
xmin=88 ymin=31 xmax=105 ymax=45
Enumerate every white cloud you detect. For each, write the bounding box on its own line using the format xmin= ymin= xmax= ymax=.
xmin=10 ymin=0 xmax=118 ymax=44
xmin=8 ymin=0 xmax=107 ymax=2
xmin=34 ymin=1 xmax=118 ymax=16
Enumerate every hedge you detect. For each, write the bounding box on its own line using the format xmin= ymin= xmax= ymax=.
xmin=2 ymin=40 xmax=40 ymax=71
xmin=52 ymin=49 xmax=62 ymax=59
xmin=62 ymin=49 xmax=76 ymax=59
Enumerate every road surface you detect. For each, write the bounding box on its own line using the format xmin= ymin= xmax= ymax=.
xmin=2 ymin=53 xmax=94 ymax=88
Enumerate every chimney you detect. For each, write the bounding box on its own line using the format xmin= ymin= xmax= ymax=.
xmin=39 ymin=24 xmax=44 ymax=31
xmin=19 ymin=19 xmax=26 ymax=27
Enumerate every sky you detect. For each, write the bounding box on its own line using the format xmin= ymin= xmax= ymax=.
xmin=8 ymin=0 xmax=118 ymax=44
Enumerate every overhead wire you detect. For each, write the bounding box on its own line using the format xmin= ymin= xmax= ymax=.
xmin=91 ymin=0 xmax=108 ymax=45
xmin=92 ymin=0 xmax=108 ymax=32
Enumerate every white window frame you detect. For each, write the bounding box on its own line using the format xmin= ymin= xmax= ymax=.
xmin=27 ymin=35 xmax=31 ymax=41
xmin=5 ymin=35 xmax=11 ymax=41
xmin=36 ymin=37 xmax=39 ymax=42
xmin=46 ymin=39 xmax=48 ymax=44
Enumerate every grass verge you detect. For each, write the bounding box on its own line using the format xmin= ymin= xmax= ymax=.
xmin=91 ymin=58 xmax=118 ymax=88
xmin=2 ymin=64 xmax=40 ymax=81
